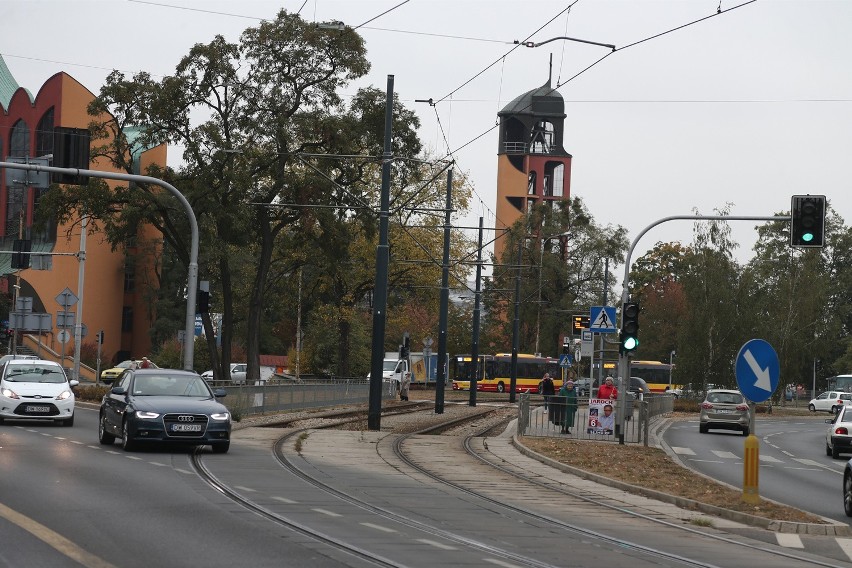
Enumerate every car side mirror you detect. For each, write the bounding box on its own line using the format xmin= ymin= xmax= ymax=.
xmin=111 ymin=386 xmax=127 ymax=395
xmin=214 ymin=388 xmax=227 ymax=398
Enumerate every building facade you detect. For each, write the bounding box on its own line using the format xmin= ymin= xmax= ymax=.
xmin=0 ymin=56 xmax=164 ymax=374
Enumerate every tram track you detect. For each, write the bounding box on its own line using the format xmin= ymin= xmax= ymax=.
xmin=188 ymin=406 xmax=846 ymax=568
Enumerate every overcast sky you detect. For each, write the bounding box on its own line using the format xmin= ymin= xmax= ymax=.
xmin=3 ymin=0 xmax=850 ymax=283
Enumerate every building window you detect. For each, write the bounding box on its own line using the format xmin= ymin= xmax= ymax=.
xmin=527 ymin=171 xmax=536 ymax=195
xmin=36 ymin=108 xmax=54 ymax=158
xmin=124 ymin=263 xmax=135 ymax=292
xmin=10 ymin=120 xmax=30 ymax=157
xmin=121 ymin=307 xmax=134 ymax=332
xmin=546 ymin=162 xmax=565 ymax=197
xmin=529 ymin=121 xmax=554 ymax=154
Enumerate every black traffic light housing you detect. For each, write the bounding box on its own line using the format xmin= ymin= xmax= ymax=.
xmin=791 ymin=195 xmax=826 ymax=248
xmin=11 ymin=239 xmax=31 ymax=270
xmin=620 ymin=301 xmax=640 ymax=355
xmin=196 ymin=290 xmax=210 ymax=313
xmin=399 ymin=332 xmax=410 ymax=359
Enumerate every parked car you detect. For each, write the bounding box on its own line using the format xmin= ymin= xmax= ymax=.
xmin=699 ymin=389 xmax=750 ymax=436
xmin=201 ymin=363 xmax=247 ymax=384
xmin=100 ymin=359 xmax=159 ymax=384
xmin=98 ymin=368 xmax=231 ymax=453
xmin=826 ymin=406 xmax=852 ymax=459
xmin=0 ymin=359 xmax=78 ymax=426
xmin=628 ymin=377 xmax=651 ymax=400
xmin=573 ymin=378 xmax=591 ymax=397
xmin=808 ymin=391 xmax=852 ymax=414
xmin=0 ymin=354 xmax=38 ymax=367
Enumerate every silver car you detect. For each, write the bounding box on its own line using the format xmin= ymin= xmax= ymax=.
xmin=699 ymin=389 xmax=750 ymax=436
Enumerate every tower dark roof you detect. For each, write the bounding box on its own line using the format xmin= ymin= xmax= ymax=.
xmin=498 ymin=80 xmax=565 ymax=118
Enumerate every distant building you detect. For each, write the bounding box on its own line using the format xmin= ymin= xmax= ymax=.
xmin=493 ymin=78 xmax=573 ymax=262
xmin=0 ymin=55 xmax=165 ymax=373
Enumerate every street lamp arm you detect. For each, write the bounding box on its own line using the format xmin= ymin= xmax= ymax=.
xmin=515 ymin=36 xmax=616 ymax=51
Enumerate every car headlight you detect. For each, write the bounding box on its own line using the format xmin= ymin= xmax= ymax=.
xmin=210 ymin=412 xmax=230 ymax=421
xmin=56 ymin=390 xmax=73 ymax=400
xmin=1 ymin=388 xmax=19 ymax=399
xmin=135 ymin=411 xmax=161 ymax=419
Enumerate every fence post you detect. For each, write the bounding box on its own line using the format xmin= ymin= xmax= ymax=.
xmin=641 ymin=399 xmax=649 ymax=446
xmin=518 ymin=393 xmax=529 ymax=435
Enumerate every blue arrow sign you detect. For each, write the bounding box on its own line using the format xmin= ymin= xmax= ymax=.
xmin=735 ymin=339 xmax=780 ymax=403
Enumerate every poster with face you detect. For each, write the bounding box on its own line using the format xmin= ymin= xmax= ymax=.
xmin=587 ymin=398 xmax=615 ymax=435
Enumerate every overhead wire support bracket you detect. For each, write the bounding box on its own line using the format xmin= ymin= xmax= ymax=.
xmin=514 ymin=36 xmax=616 ymax=51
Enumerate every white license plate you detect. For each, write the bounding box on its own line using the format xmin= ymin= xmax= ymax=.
xmin=26 ymin=405 xmax=50 ymax=413
xmin=171 ymin=423 xmax=202 ymax=432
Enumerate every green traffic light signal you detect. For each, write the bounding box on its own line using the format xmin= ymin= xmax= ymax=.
xmin=620 ymin=302 xmax=640 ymax=354
xmin=791 ymin=195 xmax=826 ymax=248
xmin=623 ymin=336 xmax=639 ymax=350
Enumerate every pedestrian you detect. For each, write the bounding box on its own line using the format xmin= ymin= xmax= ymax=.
xmin=598 ymin=375 xmax=618 ymax=400
xmin=140 ymin=356 xmax=152 ymax=369
xmin=557 ymin=380 xmax=578 ymax=434
xmin=129 ymin=359 xmax=139 ymax=370
xmin=400 ymin=371 xmax=411 ymax=401
xmin=540 ymin=373 xmax=555 ymax=409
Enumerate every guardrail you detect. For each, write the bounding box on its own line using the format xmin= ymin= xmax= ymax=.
xmin=518 ymin=393 xmax=674 ymax=445
xmin=217 ymin=379 xmax=397 ymax=417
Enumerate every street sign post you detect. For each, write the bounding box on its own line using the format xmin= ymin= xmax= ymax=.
xmin=589 ymin=306 xmax=617 ymax=333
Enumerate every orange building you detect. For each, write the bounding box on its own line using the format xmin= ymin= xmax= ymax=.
xmin=493 ymin=78 xmax=573 ymax=261
xmin=0 ymin=56 xmax=164 ymax=376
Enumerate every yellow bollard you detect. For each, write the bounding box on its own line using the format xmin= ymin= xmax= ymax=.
xmin=742 ymin=434 xmax=760 ymax=504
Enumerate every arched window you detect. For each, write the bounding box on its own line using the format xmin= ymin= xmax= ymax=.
xmin=36 ymin=107 xmax=55 ymax=158
xmin=9 ymin=119 xmax=30 ymax=157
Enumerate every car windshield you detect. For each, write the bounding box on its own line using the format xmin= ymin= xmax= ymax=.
xmin=5 ymin=364 xmax=67 ymax=383
xmin=707 ymin=392 xmax=743 ymax=404
xmin=132 ymin=374 xmax=212 ymax=397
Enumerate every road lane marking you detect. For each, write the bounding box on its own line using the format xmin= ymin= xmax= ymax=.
xmin=775 ymin=533 xmax=803 ymax=548
xmin=312 ymin=508 xmax=342 ymax=517
xmin=837 ymin=538 xmax=852 ymax=562
xmin=234 ymin=485 xmax=256 ymax=492
xmin=361 ymin=522 xmax=397 ymax=533
xmin=415 ymin=539 xmax=457 ymax=550
xmin=483 ymin=558 xmax=522 ymax=567
xmin=125 ymin=456 xmax=142 ymax=460
xmin=150 ymin=462 xmax=168 ymax=467
xmin=671 ymin=447 xmax=695 ymax=455
xmin=711 ymin=450 xmax=739 ymax=459
xmin=175 ymin=468 xmax=193 ymax=475
xmin=271 ymin=496 xmax=298 ymax=504
xmin=0 ymin=501 xmax=117 ymax=568
xmin=758 ymin=455 xmax=783 ymax=462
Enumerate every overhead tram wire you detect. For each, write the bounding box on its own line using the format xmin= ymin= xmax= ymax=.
xmin=353 ymin=0 xmax=411 ymax=30
xmin=432 ymin=0 xmax=760 ymax=167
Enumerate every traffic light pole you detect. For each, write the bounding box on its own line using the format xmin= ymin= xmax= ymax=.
xmin=0 ymin=161 xmax=200 ymax=371
xmin=616 ymin=214 xmax=790 ymax=444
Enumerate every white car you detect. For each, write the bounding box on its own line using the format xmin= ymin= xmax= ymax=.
xmin=808 ymin=391 xmax=852 ymax=413
xmin=202 ymin=363 xmax=247 ymax=384
xmin=0 ymin=359 xmax=78 ymax=426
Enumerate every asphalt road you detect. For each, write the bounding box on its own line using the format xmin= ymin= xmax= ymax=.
xmin=663 ymin=413 xmax=848 ymax=522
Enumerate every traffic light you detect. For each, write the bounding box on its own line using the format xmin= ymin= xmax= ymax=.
xmin=196 ymin=290 xmax=210 ymax=313
xmin=400 ymin=332 xmax=410 ymax=359
xmin=620 ymin=302 xmax=640 ymax=354
xmin=11 ymin=239 xmax=31 ymax=270
xmin=791 ymin=195 xmax=826 ymax=248
xmin=96 ymin=330 xmax=104 ymax=344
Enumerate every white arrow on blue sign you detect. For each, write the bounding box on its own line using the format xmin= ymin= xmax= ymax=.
xmin=735 ymin=339 xmax=780 ymax=403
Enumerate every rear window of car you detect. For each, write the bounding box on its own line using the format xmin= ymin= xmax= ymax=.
xmin=841 ymin=394 xmax=852 ymax=401
xmin=707 ymin=392 xmax=743 ymax=404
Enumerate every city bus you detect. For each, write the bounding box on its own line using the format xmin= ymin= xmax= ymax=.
xmin=828 ymin=375 xmax=852 ymax=393
xmin=629 ymin=360 xmax=680 ymax=393
xmin=451 ymin=353 xmax=562 ymax=393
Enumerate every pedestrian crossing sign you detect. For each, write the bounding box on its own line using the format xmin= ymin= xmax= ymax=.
xmin=589 ymin=306 xmax=617 ymax=333
xmin=558 ymin=354 xmax=573 ymax=367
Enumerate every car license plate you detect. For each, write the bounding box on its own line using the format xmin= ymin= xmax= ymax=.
xmin=26 ymin=405 xmax=50 ymax=413
xmin=171 ymin=423 xmax=202 ymax=432
xmin=716 ymin=409 xmax=733 ymax=414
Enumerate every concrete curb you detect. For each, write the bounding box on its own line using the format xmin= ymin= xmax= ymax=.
xmin=511 ymin=433 xmax=851 ymax=537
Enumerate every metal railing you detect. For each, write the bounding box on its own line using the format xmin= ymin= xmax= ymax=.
xmin=518 ymin=393 xmax=674 ymax=446
xmin=218 ymin=378 xmax=397 ymax=418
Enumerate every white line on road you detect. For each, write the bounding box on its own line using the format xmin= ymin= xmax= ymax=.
xmin=312 ymin=508 xmax=342 ymax=517
xmin=482 ymin=558 xmax=522 ymax=568
xmin=150 ymin=462 xmax=168 ymax=467
xmin=758 ymin=455 xmax=783 ymax=462
xmin=174 ymin=468 xmax=193 ymax=475
xmin=271 ymin=496 xmax=298 ymax=504
xmin=711 ymin=450 xmax=739 ymax=459
xmin=775 ymin=533 xmax=804 ymax=548
xmin=837 ymin=538 xmax=852 ymax=562
xmin=360 ymin=522 xmax=397 ymax=533
xmin=234 ymin=485 xmax=256 ymax=492
xmin=415 ymin=539 xmax=457 ymax=550
xmin=671 ymin=447 xmax=695 ymax=455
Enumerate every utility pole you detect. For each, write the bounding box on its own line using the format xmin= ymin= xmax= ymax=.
xmin=468 ymin=217 xmax=483 ymax=406
xmin=435 ymin=168 xmax=452 ymax=414
xmin=367 ymin=75 xmax=394 ymax=431
xmin=510 ymin=239 xmax=522 ymax=403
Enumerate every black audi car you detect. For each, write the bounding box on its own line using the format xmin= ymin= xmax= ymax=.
xmin=99 ymin=368 xmax=231 ymax=453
